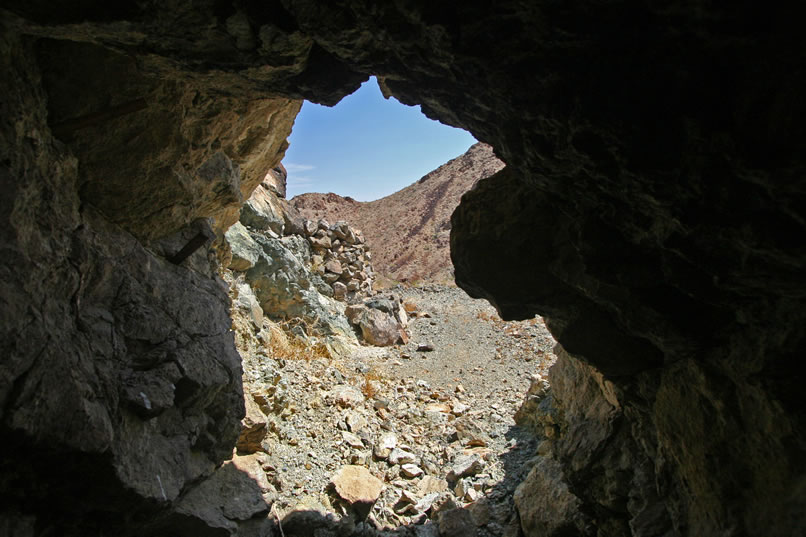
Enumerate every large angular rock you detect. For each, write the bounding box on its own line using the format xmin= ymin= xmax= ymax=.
xmin=447 ymin=454 xmax=485 ymax=482
xmin=225 ymin=221 xmax=262 ymax=271
xmin=0 ymin=207 xmax=244 ymax=531
xmin=345 ymin=306 xmax=404 ymax=346
xmin=373 ymin=432 xmax=398 ymax=460
xmin=169 ymin=455 xmax=273 ymax=533
xmin=514 ymin=458 xmax=591 ymax=537
xmin=282 ymin=203 xmax=307 ymax=236
xmin=330 ymin=465 xmax=384 ymax=520
xmin=240 ymin=183 xmax=286 ymax=234
xmin=345 ymin=300 xmax=408 ymax=346
xmin=236 ymin=394 xmax=268 ymax=454
xmin=327 ymin=385 xmax=366 ymax=408
xmin=263 ymin=164 xmax=288 ymax=199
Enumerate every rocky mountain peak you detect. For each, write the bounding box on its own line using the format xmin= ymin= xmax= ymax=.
xmin=292 ymin=143 xmax=504 ymax=285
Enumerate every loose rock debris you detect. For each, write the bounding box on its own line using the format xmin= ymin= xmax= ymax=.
xmin=238 ymin=285 xmax=557 ymax=536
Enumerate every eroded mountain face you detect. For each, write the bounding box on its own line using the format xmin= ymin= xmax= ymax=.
xmin=1 ymin=2 xmax=804 ymax=536
xmin=293 ymin=143 xmax=505 ymax=286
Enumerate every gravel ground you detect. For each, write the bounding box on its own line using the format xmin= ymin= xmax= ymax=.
xmin=390 ymin=285 xmax=556 ymax=397
xmin=252 ymin=285 xmax=557 ymax=536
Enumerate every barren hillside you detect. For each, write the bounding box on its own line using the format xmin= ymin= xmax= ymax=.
xmin=291 ymin=143 xmax=504 ymax=285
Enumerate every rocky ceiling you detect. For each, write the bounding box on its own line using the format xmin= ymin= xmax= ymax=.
xmin=1 ymin=1 xmax=804 ymax=536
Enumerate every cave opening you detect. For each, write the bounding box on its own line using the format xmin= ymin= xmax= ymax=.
xmin=224 ymin=74 xmax=562 ymax=535
xmin=3 ymin=2 xmax=804 ymax=536
xmin=282 ymin=76 xmax=477 ymax=202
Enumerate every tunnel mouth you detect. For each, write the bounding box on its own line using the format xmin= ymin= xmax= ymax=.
xmin=5 ymin=3 xmax=800 ymax=535
xmin=220 ymin=80 xmax=564 ymax=535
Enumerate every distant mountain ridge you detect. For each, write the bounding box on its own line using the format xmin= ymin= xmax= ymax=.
xmin=291 ymin=143 xmax=505 ymax=285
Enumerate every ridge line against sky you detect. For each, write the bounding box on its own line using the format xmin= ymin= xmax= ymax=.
xmin=282 ymin=77 xmax=477 ymax=202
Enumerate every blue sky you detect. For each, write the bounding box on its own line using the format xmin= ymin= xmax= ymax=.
xmin=283 ymin=77 xmax=476 ymax=201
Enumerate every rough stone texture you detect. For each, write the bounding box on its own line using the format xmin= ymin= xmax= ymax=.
xmin=166 ymin=455 xmax=273 ymax=535
xmin=225 ymin=222 xmax=263 ymax=272
xmin=225 ymin=180 xmax=373 ymax=344
xmin=345 ymin=296 xmax=409 ymax=347
xmin=437 ymin=507 xmax=478 ymax=537
xmin=294 ymin=143 xmax=505 ymax=284
xmin=239 ymin=182 xmax=286 ymax=235
xmin=0 ymin=97 xmax=244 ymax=532
xmin=305 ymin=219 xmax=374 ymax=300
xmin=36 ymin=38 xmax=300 ymax=242
xmin=234 ymin=230 xmax=354 ymax=340
xmin=346 ymin=306 xmax=405 ymax=347
xmin=0 ymin=11 xmax=278 ymax=536
xmin=2 ymin=2 xmax=805 ymax=536
xmin=514 ymin=457 xmax=591 ymax=537
xmin=330 ymin=465 xmax=384 ymax=520
xmin=263 ymin=164 xmax=288 ymax=199
xmin=236 ymin=393 xmax=269 ymax=454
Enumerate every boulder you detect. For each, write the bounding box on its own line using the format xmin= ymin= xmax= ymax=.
xmin=330 ymin=465 xmax=384 ymax=520
xmin=325 ymin=258 xmax=343 ymax=274
xmin=401 ymin=464 xmax=424 ymax=478
xmin=303 ymin=219 xmax=317 ymax=237
xmin=327 ymin=385 xmax=365 ymax=408
xmin=345 ymin=412 xmax=368 ymax=432
xmin=282 ymin=207 xmax=306 ymax=236
xmin=447 ymin=454 xmax=485 ymax=482
xmin=333 ymin=281 xmax=347 ymax=299
xmin=240 ymin=183 xmax=285 ymax=234
xmin=344 ymin=299 xmax=409 ymax=346
xmin=225 ymin=221 xmax=261 ymax=271
xmin=346 ymin=279 xmax=361 ymax=292
xmin=330 ymin=221 xmax=350 ymax=240
xmin=172 ymin=455 xmax=273 ymax=532
xmin=244 ymin=233 xmax=355 ymax=340
xmin=388 ymin=448 xmax=418 ymax=465
xmin=355 ymin=308 xmax=405 ymax=346
xmin=514 ymin=458 xmax=591 ymax=537
xmin=236 ymin=394 xmax=268 ymax=454
xmin=341 ymin=431 xmax=364 ymax=448
xmin=373 ymin=432 xmax=398 ymax=460
xmin=309 ymin=235 xmax=332 ymax=250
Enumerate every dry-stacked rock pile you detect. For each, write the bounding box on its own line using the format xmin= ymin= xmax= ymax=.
xmin=223 ymin=171 xmax=390 ymax=348
xmin=305 ymin=218 xmax=374 ymax=301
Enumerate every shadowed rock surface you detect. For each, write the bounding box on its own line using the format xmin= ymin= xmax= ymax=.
xmin=1 ymin=2 xmax=804 ymax=537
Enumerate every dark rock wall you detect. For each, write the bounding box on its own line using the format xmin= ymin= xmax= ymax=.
xmin=0 ymin=10 xmax=297 ymax=536
xmin=1 ymin=1 xmax=804 ymax=536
